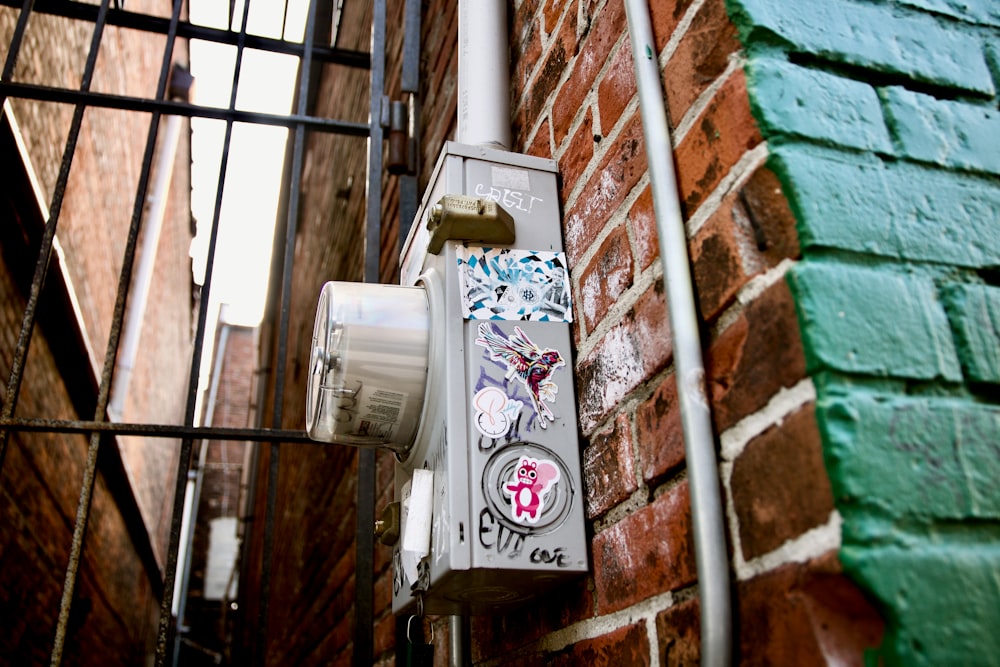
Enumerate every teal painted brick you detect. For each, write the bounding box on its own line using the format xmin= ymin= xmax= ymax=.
xmin=882 ymin=87 xmax=1000 ymax=175
xmin=899 ymin=0 xmax=1000 ymax=28
xmin=771 ymin=146 xmax=1000 ymax=268
xmin=817 ymin=393 xmax=1000 ymax=523
xmin=746 ymin=58 xmax=892 ymax=152
xmin=841 ymin=543 xmax=1000 ymax=667
xmin=726 ymin=0 xmax=995 ymax=95
xmin=942 ymin=284 xmax=1000 ymax=383
xmin=789 ymin=263 xmax=962 ymax=381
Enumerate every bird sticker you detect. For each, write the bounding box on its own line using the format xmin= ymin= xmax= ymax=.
xmin=503 ymin=457 xmax=561 ymax=524
xmin=475 ymin=323 xmax=565 ymax=429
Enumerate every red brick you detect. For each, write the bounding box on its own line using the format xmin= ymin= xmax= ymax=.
xmin=558 ymin=106 xmax=596 ymax=201
xmin=663 ymin=0 xmax=741 ymax=128
xmin=628 ymin=184 xmax=659 ymax=271
xmin=564 ymin=112 xmax=647 ymax=268
xmin=584 ymin=413 xmax=638 ymax=518
xmin=577 ymin=280 xmax=671 ymax=431
xmin=673 ymin=71 xmax=762 ymax=217
xmin=650 ymin=0 xmax=698 ymax=53
xmin=655 ymin=597 xmax=701 ymax=667
xmin=578 ymin=223 xmax=634 ymax=332
xmin=551 ymin=0 xmax=626 ymax=147
xmin=469 ymin=576 xmax=594 ymax=661
xmin=549 ymin=622 xmax=651 ymax=666
xmin=518 ymin=8 xmax=578 ymax=141
xmin=527 ymin=117 xmax=553 ymax=159
xmin=689 ymin=196 xmax=750 ymax=322
xmin=593 ymin=480 xmax=696 ymax=613
xmin=542 ymin=0 xmax=565 ymax=35
xmin=737 ymin=553 xmax=884 ymax=665
xmin=597 ymin=39 xmax=635 ymax=135
xmin=636 ymin=373 xmax=687 ymax=483
xmin=704 ymin=279 xmax=806 ymax=433
xmin=512 ymin=2 xmax=544 ymax=103
xmin=738 ymin=165 xmax=800 ymax=267
xmin=730 ymin=403 xmax=834 ymax=560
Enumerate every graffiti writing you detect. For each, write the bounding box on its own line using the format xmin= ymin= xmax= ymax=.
xmin=478 ymin=507 xmax=527 ymax=559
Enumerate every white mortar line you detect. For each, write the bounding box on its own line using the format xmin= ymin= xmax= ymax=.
xmin=719 ymin=378 xmax=817 ymax=462
xmin=734 ymin=511 xmax=843 ymax=581
xmin=713 ymin=256 xmax=796 ymax=335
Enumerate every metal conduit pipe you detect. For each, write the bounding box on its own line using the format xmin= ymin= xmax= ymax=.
xmin=457 ymin=0 xmax=510 ymax=150
xmin=623 ymin=2 xmax=732 ymax=665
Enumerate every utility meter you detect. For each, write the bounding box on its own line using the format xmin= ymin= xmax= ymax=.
xmin=306 ymin=142 xmax=588 ymax=616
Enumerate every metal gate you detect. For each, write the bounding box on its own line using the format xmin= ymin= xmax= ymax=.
xmin=0 ymin=0 xmax=388 ymax=663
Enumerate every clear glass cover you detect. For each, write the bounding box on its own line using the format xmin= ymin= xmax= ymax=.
xmin=305 ymin=281 xmax=430 ymax=453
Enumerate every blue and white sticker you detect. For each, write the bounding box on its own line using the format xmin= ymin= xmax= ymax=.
xmin=457 ymin=247 xmax=572 ymax=322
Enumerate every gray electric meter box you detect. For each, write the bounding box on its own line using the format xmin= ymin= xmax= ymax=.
xmin=306 ymin=142 xmax=588 ymax=616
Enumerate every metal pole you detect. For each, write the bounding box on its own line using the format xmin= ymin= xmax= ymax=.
xmin=623 ymin=1 xmax=733 ymax=665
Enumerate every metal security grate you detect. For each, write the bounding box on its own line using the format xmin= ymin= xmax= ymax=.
xmin=0 ymin=0 xmax=385 ymax=663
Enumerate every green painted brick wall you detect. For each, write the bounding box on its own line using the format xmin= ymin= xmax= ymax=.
xmin=727 ymin=0 xmax=1000 ymax=662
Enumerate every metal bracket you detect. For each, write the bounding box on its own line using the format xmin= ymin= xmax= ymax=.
xmin=425 ymin=195 xmax=515 ymax=255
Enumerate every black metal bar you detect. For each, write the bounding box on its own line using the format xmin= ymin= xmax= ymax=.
xmin=156 ymin=0 xmax=258 ymax=663
xmin=0 ymin=418 xmax=315 ymax=443
xmin=1 ymin=0 xmax=35 ymax=83
xmin=255 ymin=0 xmax=322 ymax=660
xmin=49 ymin=0 xmax=159 ymax=660
xmin=0 ymin=0 xmax=371 ymax=69
xmin=354 ymin=0 xmax=385 ymax=664
xmin=0 ymin=82 xmax=371 ymax=136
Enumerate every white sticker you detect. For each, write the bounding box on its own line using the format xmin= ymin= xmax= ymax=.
xmin=354 ymin=385 xmax=407 ymax=440
xmin=472 ymin=386 xmax=523 ymax=438
xmin=491 ymin=165 xmax=532 ymax=191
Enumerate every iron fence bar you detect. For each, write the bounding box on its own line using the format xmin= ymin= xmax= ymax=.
xmin=354 ymin=0 xmax=386 ymax=664
xmin=0 ymin=0 xmax=114 ymax=475
xmin=0 ymin=0 xmax=371 ymax=68
xmin=1 ymin=0 xmax=34 ymax=83
xmin=49 ymin=0 xmax=183 ymax=660
xmin=0 ymin=82 xmax=370 ymax=136
xmin=1 ymin=418 xmax=314 ymax=443
xmin=155 ymin=0 xmax=258 ymax=662
xmin=255 ymin=0 xmax=321 ymax=659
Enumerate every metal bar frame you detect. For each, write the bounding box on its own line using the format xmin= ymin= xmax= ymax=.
xmin=0 ymin=0 xmax=385 ymax=662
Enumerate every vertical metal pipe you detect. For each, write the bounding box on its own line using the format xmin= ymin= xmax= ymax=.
xmin=457 ymin=0 xmax=510 ymax=150
xmin=623 ymin=1 xmax=732 ymax=666
xmin=354 ymin=0 xmax=385 ymax=663
xmin=108 ymin=106 xmax=185 ymax=422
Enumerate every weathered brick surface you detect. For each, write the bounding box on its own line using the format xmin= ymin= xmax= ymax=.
xmin=737 ymin=553 xmax=884 ymax=666
xmin=730 ymin=403 xmax=834 ymax=560
xmin=635 ymin=372 xmax=686 ymax=484
xmin=655 ymin=597 xmax=701 ymax=667
xmin=578 ymin=223 xmax=634 ymax=332
xmin=547 ymin=622 xmax=651 ymax=666
xmin=673 ymin=70 xmax=762 ymax=216
xmin=583 ymin=413 xmax=638 ymax=518
xmin=577 ymin=280 xmax=671 ymax=432
xmin=593 ymin=481 xmax=696 ymax=614
xmin=705 ymin=279 xmax=806 ymax=433
xmin=663 ymin=0 xmax=741 ymax=128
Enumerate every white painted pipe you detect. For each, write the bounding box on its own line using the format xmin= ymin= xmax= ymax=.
xmin=108 ymin=110 xmax=185 ymax=421
xmin=623 ymin=2 xmax=732 ymax=665
xmin=458 ymin=0 xmax=511 ymax=150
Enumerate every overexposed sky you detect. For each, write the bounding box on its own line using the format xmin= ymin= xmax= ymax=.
xmin=188 ymin=0 xmax=306 ymax=327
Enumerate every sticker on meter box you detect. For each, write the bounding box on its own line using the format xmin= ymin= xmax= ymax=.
xmin=354 ymin=385 xmax=407 ymax=439
xmin=457 ymin=247 xmax=572 ymax=322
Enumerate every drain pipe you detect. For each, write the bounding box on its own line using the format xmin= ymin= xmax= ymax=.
xmin=623 ymin=2 xmax=732 ymax=665
xmin=109 ymin=63 xmax=194 ymax=421
xmin=458 ymin=0 xmax=510 ymax=150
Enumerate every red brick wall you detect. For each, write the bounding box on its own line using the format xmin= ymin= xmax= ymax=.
xmin=393 ymin=0 xmax=883 ymax=662
xmin=0 ymin=0 xmax=193 ymax=662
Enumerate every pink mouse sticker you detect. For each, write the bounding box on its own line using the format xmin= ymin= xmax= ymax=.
xmin=503 ymin=456 xmax=561 ymax=524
